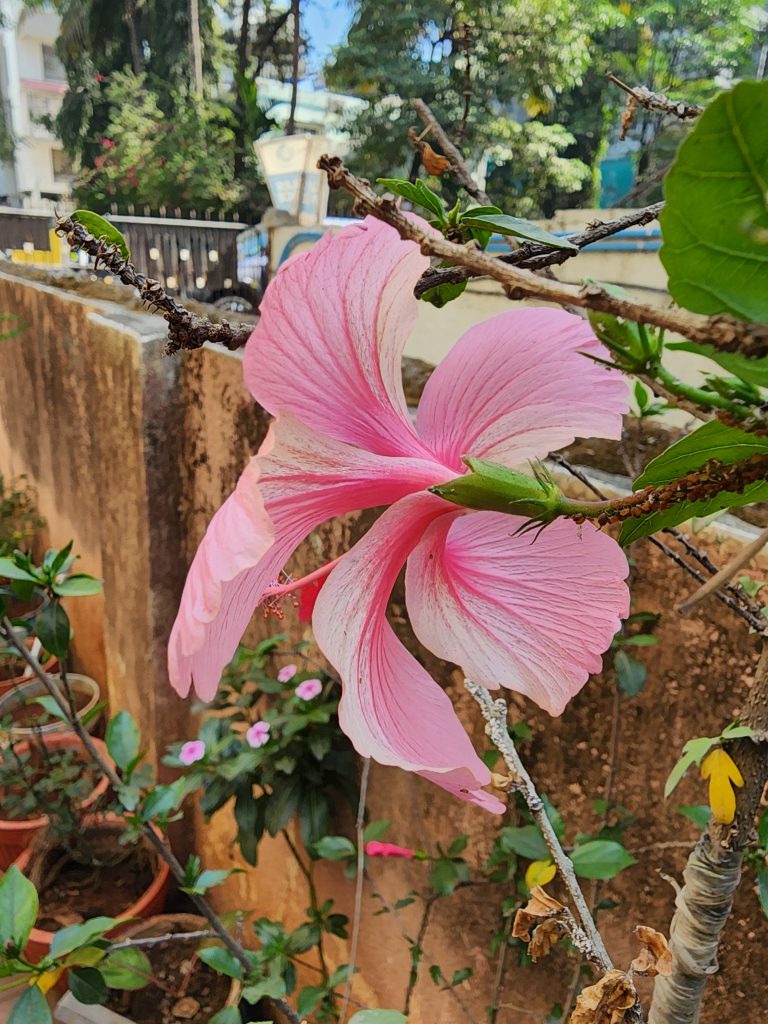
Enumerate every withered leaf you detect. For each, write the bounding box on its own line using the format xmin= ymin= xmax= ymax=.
xmin=529 ymin=917 xmax=567 ymax=961
xmin=421 ymin=141 xmax=451 ymax=175
xmin=512 ymin=885 xmax=566 ymax=941
xmin=631 ymin=925 xmax=673 ymax=977
xmin=570 ymin=970 xmax=636 ymax=1024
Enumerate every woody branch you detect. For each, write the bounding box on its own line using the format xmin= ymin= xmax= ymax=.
xmin=317 ymin=156 xmax=768 ymax=358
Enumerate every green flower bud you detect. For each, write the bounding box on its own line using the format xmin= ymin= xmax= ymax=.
xmin=429 ymin=458 xmax=564 ymax=520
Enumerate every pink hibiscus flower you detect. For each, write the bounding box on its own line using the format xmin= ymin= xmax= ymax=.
xmin=168 ymin=217 xmax=629 ymax=813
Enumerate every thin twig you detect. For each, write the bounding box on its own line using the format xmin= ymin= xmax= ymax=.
xmin=488 ymin=911 xmax=513 ymax=1024
xmin=412 ymin=98 xmax=490 ymax=205
xmin=676 ymin=523 xmax=768 ymax=616
xmin=607 ymin=73 xmax=704 ymax=121
xmin=318 ymin=157 xmax=768 ymax=358
xmin=415 ymin=202 xmax=664 ymax=296
xmin=108 ymin=930 xmax=217 ymax=951
xmin=340 ymin=757 xmax=371 ymax=1024
xmin=403 ymin=895 xmax=438 ymax=1015
xmin=465 ymin=680 xmax=612 ymax=971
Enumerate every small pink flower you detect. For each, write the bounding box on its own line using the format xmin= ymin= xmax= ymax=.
xmin=365 ymin=841 xmax=415 ymax=859
xmin=277 ymin=664 xmax=297 ymax=683
xmin=245 ymin=721 xmax=271 ymax=748
xmin=179 ymin=740 xmax=206 ymax=765
xmin=295 ymin=678 xmax=323 ymax=701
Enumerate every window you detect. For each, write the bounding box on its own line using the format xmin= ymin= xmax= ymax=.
xmin=52 ymin=149 xmax=73 ymax=181
xmin=42 ymin=45 xmax=66 ymax=83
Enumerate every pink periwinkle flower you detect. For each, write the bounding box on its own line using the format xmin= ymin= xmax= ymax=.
xmin=245 ymin=720 xmax=271 ymax=748
xmin=168 ymin=217 xmax=630 ymax=814
xmin=277 ymin=663 xmax=298 ymax=683
xmin=295 ymin=678 xmax=323 ymax=701
xmin=179 ymin=740 xmax=206 ymax=766
xmin=365 ymin=841 xmax=416 ymax=859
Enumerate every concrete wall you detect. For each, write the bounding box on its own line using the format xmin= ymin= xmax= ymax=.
xmin=2 ymin=269 xmax=768 ymax=1024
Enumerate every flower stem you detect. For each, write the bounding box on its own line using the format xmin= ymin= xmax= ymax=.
xmin=654 ymin=365 xmax=749 ymax=418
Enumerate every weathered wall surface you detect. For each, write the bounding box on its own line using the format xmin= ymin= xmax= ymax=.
xmin=2 ymin=269 xmax=768 ymax=1023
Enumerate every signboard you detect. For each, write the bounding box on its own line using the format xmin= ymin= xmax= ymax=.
xmin=255 ymin=133 xmax=338 ymax=226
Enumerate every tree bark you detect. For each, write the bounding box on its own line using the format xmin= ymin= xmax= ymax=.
xmin=237 ymin=0 xmax=253 ymax=79
xmin=123 ymin=0 xmax=143 ymax=74
xmin=189 ymin=0 xmax=204 ymax=93
xmin=286 ymin=0 xmax=300 ymax=135
xmin=649 ymin=641 xmax=768 ymax=1024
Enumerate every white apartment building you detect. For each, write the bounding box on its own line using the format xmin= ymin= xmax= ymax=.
xmin=0 ymin=1 xmax=71 ymax=207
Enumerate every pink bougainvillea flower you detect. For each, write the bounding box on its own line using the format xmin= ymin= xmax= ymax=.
xmin=295 ymin=678 xmax=323 ymax=701
xmin=179 ymin=739 xmax=206 ymax=765
xmin=277 ymin=664 xmax=298 ymax=683
xmin=245 ymin=720 xmax=271 ymax=748
xmin=365 ymin=841 xmax=416 ymax=859
xmin=168 ymin=217 xmax=630 ymax=814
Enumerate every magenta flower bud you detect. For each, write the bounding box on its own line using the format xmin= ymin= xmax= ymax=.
xmin=295 ymin=678 xmax=323 ymax=701
xmin=179 ymin=740 xmax=206 ymax=766
xmin=365 ymin=841 xmax=416 ymax=859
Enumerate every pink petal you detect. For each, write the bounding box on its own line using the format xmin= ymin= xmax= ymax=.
xmin=244 ymin=217 xmax=433 ymax=458
xmin=312 ymin=493 xmax=505 ymax=813
xmin=169 ymin=413 xmax=449 ymax=701
xmin=415 ymin=308 xmax=628 ymax=472
xmin=406 ymin=512 xmax=630 ymax=716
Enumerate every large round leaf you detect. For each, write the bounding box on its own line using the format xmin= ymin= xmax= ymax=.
xmin=660 ymin=81 xmax=768 ymax=322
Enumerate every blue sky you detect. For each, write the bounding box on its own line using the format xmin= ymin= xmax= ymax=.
xmin=302 ymin=0 xmax=354 ymax=73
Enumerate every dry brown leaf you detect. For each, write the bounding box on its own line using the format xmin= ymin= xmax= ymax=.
xmin=512 ymin=885 xmax=566 ymax=941
xmin=631 ymin=924 xmax=673 ymax=977
xmin=490 ymin=771 xmax=518 ymax=790
xmin=570 ymin=970 xmax=636 ymax=1024
xmin=529 ymin=917 xmax=567 ymax=961
xmin=421 ymin=141 xmax=451 ymax=175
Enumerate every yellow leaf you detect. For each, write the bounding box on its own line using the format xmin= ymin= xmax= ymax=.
xmin=33 ymin=967 xmax=64 ymax=994
xmin=525 ymin=859 xmax=557 ymax=888
xmin=701 ymin=748 xmax=744 ymax=824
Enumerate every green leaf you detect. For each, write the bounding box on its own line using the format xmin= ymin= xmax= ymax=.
xmin=51 ymin=575 xmax=103 ymax=598
xmin=420 ymin=279 xmax=467 ymax=308
xmin=758 ymin=808 xmax=768 ymax=849
xmin=376 ymin=178 xmax=446 ymax=221
xmin=0 ymin=865 xmax=39 ymax=950
xmin=756 ymin=861 xmax=768 ymax=919
xmin=349 ymin=1012 xmax=407 ymax=1024
xmin=35 ymin=601 xmax=71 ymax=659
xmin=197 ymin=946 xmax=244 ymax=980
xmin=50 ymin=917 xmax=120 ymax=958
xmin=105 ymin=711 xmax=141 ymax=771
xmin=664 ymin=735 xmax=720 ymax=798
xmin=208 ymin=1009 xmax=242 ymax=1024
xmin=100 ymin=947 xmax=152 ymax=989
xmin=660 ymin=81 xmax=768 ymax=322
xmin=0 ymin=558 xmax=40 ymax=583
xmin=297 ymin=985 xmax=326 ymax=1016
xmin=447 ymin=835 xmax=469 ymax=857
xmin=31 ymin=695 xmax=70 ymax=723
xmin=569 ymin=840 xmax=636 ymax=880
xmin=459 ymin=212 xmax=578 ymax=250
xmin=499 ymin=825 xmax=549 ymax=861
xmin=71 ymin=211 xmax=131 ymax=260
xmin=181 ymin=868 xmax=240 ymax=896
xmin=363 ymin=819 xmax=391 ymax=843
xmin=451 ymin=967 xmax=472 ymax=986
xmin=676 ymin=805 xmax=711 ymax=830
xmin=7 ymin=985 xmax=51 ymax=1024
xmin=614 ymin=650 xmax=647 ymax=698
xmin=429 ymin=857 xmax=468 ymax=896
xmin=313 ymin=836 xmax=356 ymax=861
xmin=620 ymin=421 xmax=768 ymax=544
xmin=69 ymin=967 xmax=108 ymax=1005
xmin=667 ymin=341 xmax=768 ymax=389
xmin=299 ymin=788 xmax=331 ymax=846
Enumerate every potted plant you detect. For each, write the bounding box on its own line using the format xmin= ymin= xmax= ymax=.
xmin=0 ymin=674 xmax=103 ymax=737
xmin=0 ymin=730 xmax=112 ymax=869
xmin=54 ymin=914 xmax=242 ymax=1024
xmin=0 ymin=630 xmax=58 ymax=698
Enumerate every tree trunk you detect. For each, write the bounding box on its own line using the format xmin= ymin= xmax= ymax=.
xmin=286 ymin=0 xmax=300 ymax=136
xmin=123 ymin=0 xmax=143 ymax=74
xmin=237 ymin=0 xmax=252 ymax=79
xmin=649 ymin=641 xmax=768 ymax=1024
xmin=234 ymin=0 xmax=253 ymax=178
xmin=189 ymin=0 xmax=204 ymax=93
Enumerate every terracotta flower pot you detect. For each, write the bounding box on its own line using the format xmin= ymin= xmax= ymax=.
xmin=0 ymin=674 xmax=102 ymax=738
xmin=0 ymin=635 xmax=59 ymax=698
xmin=0 ymin=733 xmax=111 ymax=870
xmin=13 ymin=818 xmax=171 ymax=963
